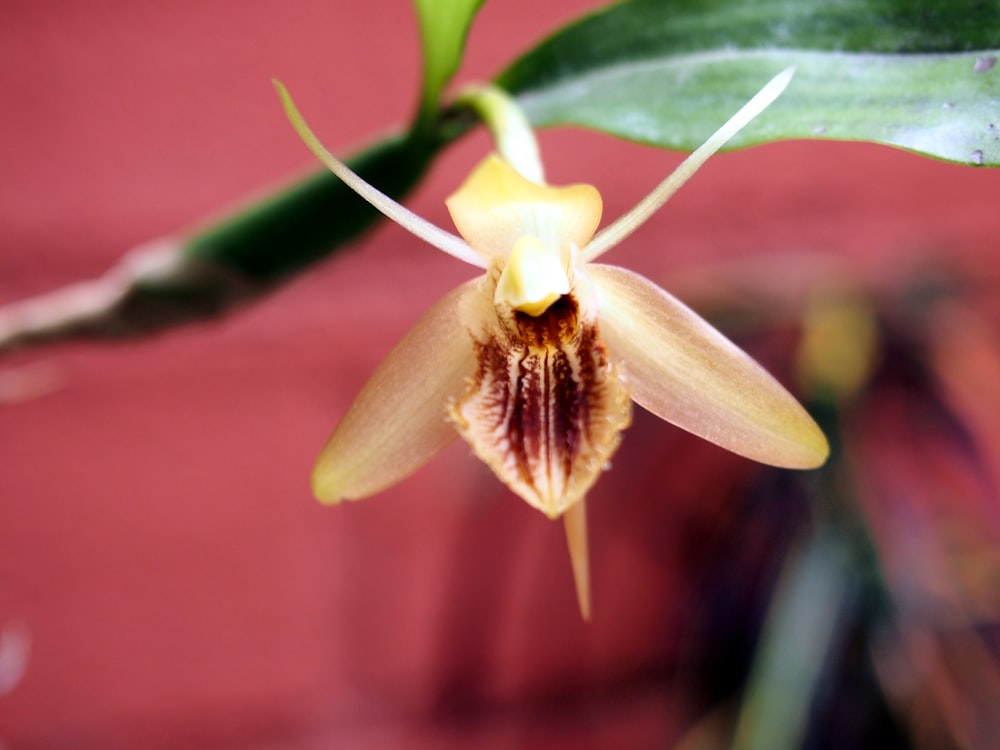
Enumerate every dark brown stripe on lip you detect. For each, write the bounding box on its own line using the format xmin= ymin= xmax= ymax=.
xmin=451 ymin=292 xmax=631 ymax=517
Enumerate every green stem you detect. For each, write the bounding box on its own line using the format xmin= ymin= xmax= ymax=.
xmin=185 ymin=131 xmax=446 ymax=282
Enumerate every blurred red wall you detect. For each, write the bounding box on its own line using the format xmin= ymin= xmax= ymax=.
xmin=1 ymin=1 xmax=998 ymax=748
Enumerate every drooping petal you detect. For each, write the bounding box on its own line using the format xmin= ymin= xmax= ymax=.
xmin=312 ymin=279 xmax=480 ymax=503
xmin=445 ymin=155 xmax=603 ymax=261
xmin=274 ymin=80 xmax=485 ymax=268
xmin=563 ymin=498 xmax=592 ymax=621
xmin=590 ymin=264 xmax=828 ymax=469
xmin=449 ymin=271 xmax=632 ymax=518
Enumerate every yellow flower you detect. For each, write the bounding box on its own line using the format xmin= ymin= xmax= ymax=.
xmin=274 ymin=69 xmax=828 ymax=619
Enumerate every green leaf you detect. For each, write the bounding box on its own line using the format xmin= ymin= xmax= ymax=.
xmin=498 ymin=0 xmax=1000 ymax=165
xmin=732 ymin=532 xmax=853 ymax=750
xmin=414 ymin=0 xmax=488 ymax=125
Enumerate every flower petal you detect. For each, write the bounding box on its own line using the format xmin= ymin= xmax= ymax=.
xmin=590 ymin=264 xmax=829 ymax=469
xmin=312 ymin=279 xmax=480 ymax=503
xmin=445 ymin=154 xmax=603 ymax=260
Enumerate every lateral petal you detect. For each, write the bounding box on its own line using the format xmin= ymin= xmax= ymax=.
xmin=590 ymin=264 xmax=829 ymax=469
xmin=312 ymin=279 xmax=480 ymax=503
xmin=445 ymin=155 xmax=603 ymax=260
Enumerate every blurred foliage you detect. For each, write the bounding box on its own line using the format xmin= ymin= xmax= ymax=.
xmin=669 ymin=253 xmax=1000 ymax=750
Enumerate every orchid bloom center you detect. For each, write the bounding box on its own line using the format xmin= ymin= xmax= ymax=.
xmin=274 ymin=67 xmax=823 ymax=622
xmin=494 ymin=236 xmax=571 ymax=316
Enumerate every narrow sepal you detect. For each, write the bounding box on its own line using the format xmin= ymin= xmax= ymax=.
xmin=273 ymin=80 xmax=485 ymax=268
xmin=564 ymin=498 xmax=592 ymax=622
xmin=582 ymin=68 xmax=795 ymax=262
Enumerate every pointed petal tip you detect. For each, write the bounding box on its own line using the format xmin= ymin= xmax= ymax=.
xmin=774 ymin=417 xmax=831 ymax=470
xmin=563 ymin=500 xmax=593 ymax=622
xmin=754 ymin=393 xmax=830 ymax=470
xmin=311 ymin=469 xmax=347 ymax=506
xmin=698 ymin=386 xmax=831 ymax=471
xmin=771 ymin=66 xmax=797 ymax=93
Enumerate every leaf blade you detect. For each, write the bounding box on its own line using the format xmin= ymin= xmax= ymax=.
xmin=414 ymin=0 xmax=488 ymax=124
xmin=499 ymin=0 xmax=1000 ymax=165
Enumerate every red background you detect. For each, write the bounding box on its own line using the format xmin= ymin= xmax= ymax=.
xmin=2 ymin=1 xmax=998 ymax=748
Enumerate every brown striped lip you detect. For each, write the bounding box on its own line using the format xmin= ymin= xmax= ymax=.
xmin=450 ymin=278 xmax=632 ymax=518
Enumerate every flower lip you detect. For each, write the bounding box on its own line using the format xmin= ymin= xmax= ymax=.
xmin=450 ymin=277 xmax=632 ymax=519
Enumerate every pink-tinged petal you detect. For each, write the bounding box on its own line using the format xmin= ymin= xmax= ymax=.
xmin=312 ymin=279 xmax=481 ymax=503
xmin=445 ymin=155 xmax=603 ymax=260
xmin=590 ymin=264 xmax=829 ymax=469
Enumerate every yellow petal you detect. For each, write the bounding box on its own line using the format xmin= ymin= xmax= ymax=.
xmin=312 ymin=279 xmax=480 ymax=503
xmin=590 ymin=264 xmax=829 ymax=469
xmin=445 ymin=154 xmax=603 ymax=260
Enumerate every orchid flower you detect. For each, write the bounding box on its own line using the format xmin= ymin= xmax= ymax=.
xmin=274 ymin=68 xmax=828 ymax=620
